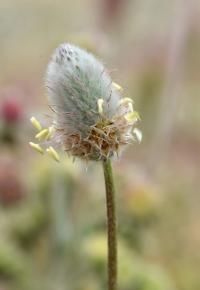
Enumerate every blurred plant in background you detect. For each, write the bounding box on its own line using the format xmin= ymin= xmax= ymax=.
xmin=0 ymin=99 xmax=23 ymax=145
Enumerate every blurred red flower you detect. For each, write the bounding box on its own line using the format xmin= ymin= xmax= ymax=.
xmin=1 ymin=99 xmax=23 ymax=123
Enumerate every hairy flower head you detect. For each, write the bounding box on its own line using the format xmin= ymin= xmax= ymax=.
xmin=30 ymin=44 xmax=141 ymax=161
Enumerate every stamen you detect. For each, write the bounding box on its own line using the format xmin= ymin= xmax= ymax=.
xmin=128 ymin=102 xmax=133 ymax=112
xmin=133 ymin=128 xmax=142 ymax=143
xmin=112 ymin=82 xmax=123 ymax=91
xmin=35 ymin=129 xmax=49 ymax=141
xmin=46 ymin=126 xmax=55 ymax=140
xmin=124 ymin=111 xmax=140 ymax=122
xmin=119 ymin=97 xmax=133 ymax=105
xmin=97 ymin=98 xmax=104 ymax=115
xmin=46 ymin=146 xmax=60 ymax=162
xmin=29 ymin=142 xmax=44 ymax=154
xmin=30 ymin=116 xmax=42 ymax=131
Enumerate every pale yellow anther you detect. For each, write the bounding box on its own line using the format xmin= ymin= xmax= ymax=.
xmin=112 ymin=82 xmax=123 ymax=91
xmin=29 ymin=142 xmax=44 ymax=154
xmin=46 ymin=146 xmax=60 ymax=162
xmin=46 ymin=126 xmax=55 ymax=140
xmin=119 ymin=97 xmax=133 ymax=105
xmin=133 ymin=128 xmax=142 ymax=143
xmin=97 ymin=98 xmax=104 ymax=115
xmin=128 ymin=102 xmax=134 ymax=112
xmin=124 ymin=111 xmax=140 ymax=122
xmin=35 ymin=129 xmax=49 ymax=141
xmin=30 ymin=117 xmax=42 ymax=131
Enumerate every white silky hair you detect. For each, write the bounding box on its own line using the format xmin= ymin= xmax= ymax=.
xmin=45 ymin=43 xmax=121 ymax=137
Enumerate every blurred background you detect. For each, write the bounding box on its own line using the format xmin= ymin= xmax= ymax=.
xmin=0 ymin=0 xmax=200 ymax=289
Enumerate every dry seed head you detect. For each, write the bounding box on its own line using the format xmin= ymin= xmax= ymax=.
xmin=45 ymin=43 xmax=141 ymax=161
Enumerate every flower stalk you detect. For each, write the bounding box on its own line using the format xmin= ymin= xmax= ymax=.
xmin=103 ymin=159 xmax=117 ymax=290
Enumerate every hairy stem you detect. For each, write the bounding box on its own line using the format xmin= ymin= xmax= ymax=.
xmin=103 ymin=159 xmax=117 ymax=290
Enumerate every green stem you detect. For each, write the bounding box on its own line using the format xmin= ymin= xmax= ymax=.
xmin=103 ymin=159 xmax=117 ymax=290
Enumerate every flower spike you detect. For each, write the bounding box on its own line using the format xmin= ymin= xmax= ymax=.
xmin=29 ymin=43 xmax=141 ymax=162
